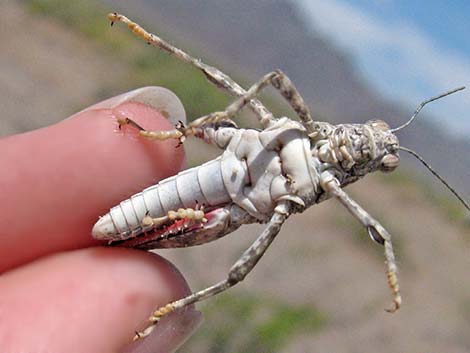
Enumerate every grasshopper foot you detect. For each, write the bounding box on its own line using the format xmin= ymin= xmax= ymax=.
xmin=133 ymin=303 xmax=175 ymax=341
xmin=133 ymin=325 xmax=156 ymax=341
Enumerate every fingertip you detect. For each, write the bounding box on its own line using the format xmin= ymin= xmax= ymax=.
xmin=71 ymin=86 xmax=187 ymax=126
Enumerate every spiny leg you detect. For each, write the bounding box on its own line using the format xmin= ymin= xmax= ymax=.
xmin=117 ymin=116 xmax=184 ymax=142
xmin=141 ymin=207 xmax=207 ymax=230
xmin=320 ymin=172 xmax=401 ymax=312
xmin=189 ymin=70 xmax=317 ymax=135
xmin=134 ymin=202 xmax=290 ymax=340
xmin=108 ymin=12 xmax=275 ymax=128
xmin=117 ymin=114 xmax=237 ymax=148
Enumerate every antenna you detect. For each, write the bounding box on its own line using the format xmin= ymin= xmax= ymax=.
xmin=391 ymin=86 xmax=465 ymax=133
xmin=399 ymin=146 xmax=470 ymax=213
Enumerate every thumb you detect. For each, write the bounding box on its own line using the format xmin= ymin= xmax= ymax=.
xmin=0 ymin=86 xmax=186 ymax=271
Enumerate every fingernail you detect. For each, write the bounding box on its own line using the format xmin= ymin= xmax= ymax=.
xmin=121 ymin=308 xmax=203 ymax=353
xmin=70 ymin=86 xmax=186 ymax=125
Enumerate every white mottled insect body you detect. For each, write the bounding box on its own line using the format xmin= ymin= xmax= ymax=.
xmin=92 ymin=13 xmax=468 ymax=341
xmin=93 ymin=118 xmax=318 ymax=246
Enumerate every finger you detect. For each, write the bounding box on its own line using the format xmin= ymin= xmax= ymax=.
xmin=0 ymin=247 xmax=201 ymax=353
xmin=0 ymin=87 xmax=186 ymax=271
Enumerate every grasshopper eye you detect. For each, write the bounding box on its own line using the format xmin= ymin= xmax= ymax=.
xmin=380 ymin=154 xmax=399 ymax=173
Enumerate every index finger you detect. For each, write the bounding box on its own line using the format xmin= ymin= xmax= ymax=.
xmin=0 ymin=87 xmax=186 ymax=271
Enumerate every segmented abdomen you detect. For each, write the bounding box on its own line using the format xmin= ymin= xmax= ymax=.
xmin=108 ymin=157 xmax=231 ymax=238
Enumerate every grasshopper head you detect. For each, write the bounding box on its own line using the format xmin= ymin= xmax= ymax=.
xmin=323 ymin=87 xmax=469 ymax=215
xmin=361 ymin=119 xmax=400 ymax=174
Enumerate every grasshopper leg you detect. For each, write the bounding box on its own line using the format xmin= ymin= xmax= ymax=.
xmin=190 ymin=70 xmax=317 ymax=135
xmin=134 ymin=202 xmax=290 ymax=340
xmin=117 ymin=115 xmax=185 ymax=142
xmin=140 ymin=207 xmax=207 ymax=230
xmin=320 ymin=172 xmax=402 ymax=313
xmin=108 ymin=12 xmax=275 ymax=128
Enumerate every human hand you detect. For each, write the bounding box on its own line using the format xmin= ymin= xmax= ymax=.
xmin=0 ymin=87 xmax=202 ymax=353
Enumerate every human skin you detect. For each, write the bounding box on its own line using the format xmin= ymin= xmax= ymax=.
xmin=0 ymin=93 xmax=201 ymax=353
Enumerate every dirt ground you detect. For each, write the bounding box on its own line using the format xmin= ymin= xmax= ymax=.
xmin=2 ymin=2 xmax=469 ymax=352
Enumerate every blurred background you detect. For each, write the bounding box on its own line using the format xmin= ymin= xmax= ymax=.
xmin=2 ymin=0 xmax=469 ymax=351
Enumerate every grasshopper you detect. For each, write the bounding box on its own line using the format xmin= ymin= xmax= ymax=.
xmin=92 ymin=13 xmax=469 ymax=340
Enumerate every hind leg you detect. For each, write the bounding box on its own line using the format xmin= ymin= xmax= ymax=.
xmin=134 ymin=202 xmax=290 ymax=340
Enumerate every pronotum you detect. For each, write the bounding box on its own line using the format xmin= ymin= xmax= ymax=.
xmin=92 ymin=13 xmax=469 ymax=340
